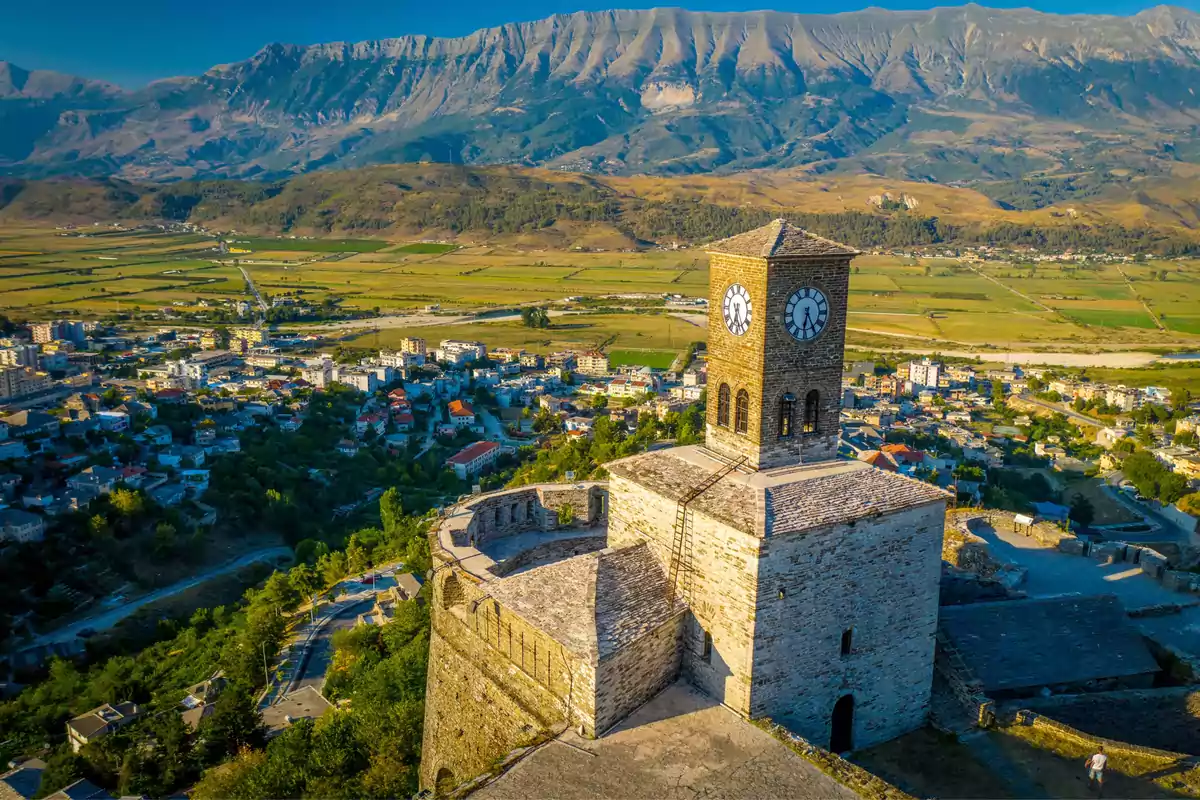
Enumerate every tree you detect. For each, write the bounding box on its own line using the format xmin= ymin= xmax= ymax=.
xmin=1069 ymin=494 xmax=1095 ymax=528
xmin=200 ymin=687 xmax=266 ymax=761
xmin=379 ymin=487 xmax=404 ymax=534
xmin=110 ymin=488 xmax=145 ymax=517
xmin=263 ymin=570 xmax=301 ymax=611
xmin=1178 ymin=493 xmax=1200 ymax=515
xmin=153 ymin=522 xmax=178 ymax=556
xmin=289 ymin=563 xmax=321 ymax=599
xmin=88 ymin=513 xmax=113 ymax=541
xmin=520 ymin=307 xmax=550 ymax=329
xmin=318 ymin=551 xmax=349 ymax=586
xmin=556 ymin=504 xmax=575 ymax=527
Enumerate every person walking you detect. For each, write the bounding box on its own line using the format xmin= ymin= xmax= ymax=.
xmin=1086 ymin=746 xmax=1107 ymax=794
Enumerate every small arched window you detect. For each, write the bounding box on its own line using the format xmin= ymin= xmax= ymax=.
xmin=779 ymin=393 xmax=795 ymax=439
xmin=803 ymin=389 xmax=820 ymax=434
xmin=717 ymin=384 xmax=731 ymax=428
xmin=734 ymin=390 xmax=750 ymax=434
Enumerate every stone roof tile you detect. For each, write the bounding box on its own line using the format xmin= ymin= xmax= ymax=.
xmin=595 ymin=543 xmax=683 ymax=658
xmin=707 ymin=219 xmax=859 ymax=259
xmin=766 ymin=466 xmax=949 ymax=537
xmin=939 ymin=595 xmax=1160 ymax=692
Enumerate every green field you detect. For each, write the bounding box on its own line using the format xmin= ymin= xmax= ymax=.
xmin=391 ymin=242 xmax=458 ymax=254
xmin=3 ymin=225 xmax=1200 ymax=356
xmin=607 ymin=349 xmax=680 ymax=369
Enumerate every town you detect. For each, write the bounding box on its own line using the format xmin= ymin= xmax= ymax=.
xmin=1 ymin=302 xmax=1199 ymax=799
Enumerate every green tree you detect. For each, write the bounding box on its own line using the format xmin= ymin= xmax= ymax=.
xmin=289 ymin=563 xmax=321 ymax=599
xmin=263 ymin=571 xmax=301 ymax=612
xmin=1069 ymin=494 xmax=1095 ymax=528
xmin=111 ymin=488 xmax=145 ymax=517
xmin=199 ymin=686 xmax=266 ymax=762
xmin=379 ymin=487 xmax=404 ymax=534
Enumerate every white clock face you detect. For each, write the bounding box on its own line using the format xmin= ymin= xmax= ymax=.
xmin=722 ymin=283 xmax=753 ymax=336
xmin=785 ymin=286 xmax=829 ymax=341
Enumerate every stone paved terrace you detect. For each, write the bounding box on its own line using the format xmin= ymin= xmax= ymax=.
xmin=473 ymin=682 xmax=859 ymax=800
xmin=970 ymin=519 xmax=1200 ymax=659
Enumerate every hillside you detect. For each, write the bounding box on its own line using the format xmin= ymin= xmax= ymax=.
xmin=5 ymin=165 xmax=1200 ymax=253
xmin=4 ymin=6 xmax=1200 ymax=181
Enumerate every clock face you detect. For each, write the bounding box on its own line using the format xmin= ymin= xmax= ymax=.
xmin=785 ymin=286 xmax=829 ymax=341
xmin=722 ymin=283 xmax=753 ymax=336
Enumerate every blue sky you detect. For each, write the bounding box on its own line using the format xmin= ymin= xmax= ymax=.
xmin=2 ymin=0 xmax=1189 ymax=87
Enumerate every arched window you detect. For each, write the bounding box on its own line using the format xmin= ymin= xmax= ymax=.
xmin=803 ymin=389 xmax=820 ymax=434
xmin=734 ymin=390 xmax=750 ymax=434
xmin=779 ymin=393 xmax=795 ymax=439
xmin=717 ymin=384 xmax=731 ymax=427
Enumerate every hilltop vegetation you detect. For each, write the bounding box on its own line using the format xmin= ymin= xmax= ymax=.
xmin=4 ymin=165 xmax=1200 ymax=254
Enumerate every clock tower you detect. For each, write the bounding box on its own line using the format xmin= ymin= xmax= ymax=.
xmin=704 ymin=219 xmax=858 ymax=471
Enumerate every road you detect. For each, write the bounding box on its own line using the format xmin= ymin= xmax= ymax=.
xmin=27 ymin=546 xmax=293 ymax=647
xmin=1015 ymin=393 xmax=1105 ymax=428
xmin=238 ymin=265 xmax=269 ymax=319
xmin=291 ymin=599 xmax=373 ymax=693
xmin=1102 ymin=471 xmax=1193 ymax=544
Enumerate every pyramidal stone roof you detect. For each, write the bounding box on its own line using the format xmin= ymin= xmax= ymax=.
xmin=707 ymin=219 xmax=859 ymax=259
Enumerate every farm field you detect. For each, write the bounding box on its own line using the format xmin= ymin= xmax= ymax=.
xmin=2 ymin=225 xmax=1200 ymax=357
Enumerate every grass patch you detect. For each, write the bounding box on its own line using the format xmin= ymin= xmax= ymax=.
xmin=606 ymin=348 xmax=679 ymax=369
xmin=392 ymin=242 xmax=458 ymax=254
xmin=1064 ymin=308 xmax=1157 ymax=329
xmin=997 ymin=721 xmax=1200 ymax=798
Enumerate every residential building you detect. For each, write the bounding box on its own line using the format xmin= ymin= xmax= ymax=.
xmin=1106 ymin=386 xmax=1138 ymax=412
xmin=400 ymin=337 xmax=427 ymax=357
xmin=447 ymin=399 xmax=476 ymax=428
xmin=908 ymin=358 xmax=941 ymax=389
xmin=0 ymin=367 xmax=52 ymax=401
xmin=0 ymin=344 xmax=40 ymax=367
xmin=66 ymin=702 xmax=142 ymax=753
xmin=0 ymin=508 xmax=45 ymax=543
xmin=67 ymin=466 xmax=122 ymax=495
xmin=179 ymin=672 xmax=227 ymax=731
xmin=333 ymin=368 xmax=379 ymax=393
xmin=446 ymin=440 xmax=501 ymax=479
xmin=95 ymin=411 xmax=130 ymax=432
xmin=577 ymin=351 xmax=610 ymax=377
xmin=519 ymin=353 xmax=544 ymax=369
xmin=438 ymin=340 xmax=486 ymax=365
xmin=1 ymin=410 xmax=59 ymax=438
xmin=180 ymin=469 xmax=211 ymax=497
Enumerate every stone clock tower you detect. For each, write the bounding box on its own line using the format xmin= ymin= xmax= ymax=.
xmin=704 ymin=219 xmax=858 ymax=470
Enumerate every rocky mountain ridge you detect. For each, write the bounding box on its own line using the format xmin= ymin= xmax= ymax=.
xmin=4 ymin=5 xmax=1200 ymax=179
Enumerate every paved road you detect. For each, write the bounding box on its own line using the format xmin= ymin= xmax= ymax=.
xmin=28 ymin=546 xmax=293 ymax=647
xmin=238 ymin=265 xmax=269 ymax=317
xmin=292 ymin=598 xmax=373 ymax=693
xmin=1101 ymin=471 xmax=1192 ymax=543
xmin=1015 ymin=394 xmax=1105 ymax=428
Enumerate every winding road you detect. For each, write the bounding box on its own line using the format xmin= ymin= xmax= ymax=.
xmin=26 ymin=546 xmax=293 ymax=648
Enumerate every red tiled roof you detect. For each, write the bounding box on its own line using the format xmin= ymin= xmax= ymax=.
xmin=859 ymin=451 xmax=898 ymax=471
xmin=448 ymin=399 xmax=475 ymax=417
xmin=446 ymin=440 xmax=500 ymax=466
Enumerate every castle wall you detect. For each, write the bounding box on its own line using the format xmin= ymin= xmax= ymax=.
xmin=594 ymin=612 xmax=686 ymax=734
xmin=749 ymin=501 xmax=945 ymax=750
xmin=420 ymin=567 xmax=596 ymax=792
xmin=607 ymin=471 xmax=760 ymax=715
xmin=459 ymin=483 xmax=606 ymax=548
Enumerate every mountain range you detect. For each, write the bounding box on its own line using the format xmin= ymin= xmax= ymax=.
xmin=4 ymin=5 xmax=1200 ymax=181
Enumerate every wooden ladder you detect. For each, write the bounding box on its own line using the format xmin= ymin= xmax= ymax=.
xmin=666 ymin=456 xmax=746 ymax=603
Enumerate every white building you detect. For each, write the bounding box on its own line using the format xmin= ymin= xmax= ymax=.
xmin=907 ymin=358 xmax=941 ymax=389
xmin=438 ymin=340 xmax=486 ymax=365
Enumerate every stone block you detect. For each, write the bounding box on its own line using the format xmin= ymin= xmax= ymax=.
xmin=1140 ymin=551 xmax=1168 ymax=579
xmin=1161 ymin=570 xmax=1193 ymax=593
xmin=1091 ymin=542 xmax=1124 ymax=564
xmin=1057 ymin=538 xmax=1087 ymax=556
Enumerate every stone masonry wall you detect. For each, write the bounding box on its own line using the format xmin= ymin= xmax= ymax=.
xmin=459 ymin=483 xmax=607 ymax=547
xmin=750 ymin=502 xmax=945 ymax=750
xmin=607 ymin=471 xmax=760 ymax=715
xmin=705 ymin=252 xmax=851 ymax=469
xmin=594 ymin=612 xmax=686 ymax=734
xmin=420 ymin=564 xmax=595 ymax=792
